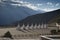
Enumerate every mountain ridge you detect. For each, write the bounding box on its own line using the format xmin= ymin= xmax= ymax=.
xmin=18 ymin=9 xmax=60 ymax=26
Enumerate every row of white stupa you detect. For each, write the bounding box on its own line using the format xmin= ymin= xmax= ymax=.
xmin=16 ymin=23 xmax=48 ymax=30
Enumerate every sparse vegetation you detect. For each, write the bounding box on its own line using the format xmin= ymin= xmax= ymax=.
xmin=3 ymin=31 xmax=13 ymax=39
xmin=58 ymin=30 xmax=60 ymax=32
xmin=51 ymin=30 xmax=57 ymax=35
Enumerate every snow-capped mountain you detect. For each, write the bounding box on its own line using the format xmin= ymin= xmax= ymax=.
xmin=0 ymin=0 xmax=44 ymax=25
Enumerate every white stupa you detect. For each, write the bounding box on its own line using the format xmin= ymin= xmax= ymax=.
xmin=21 ymin=24 xmax=25 ymax=30
xmin=37 ymin=24 xmax=40 ymax=29
xmin=44 ymin=24 xmax=47 ymax=28
xmin=29 ymin=24 xmax=33 ymax=30
xmin=34 ymin=24 xmax=37 ymax=29
xmin=25 ymin=24 xmax=29 ymax=30
xmin=41 ymin=22 xmax=44 ymax=28
xmin=56 ymin=23 xmax=59 ymax=27
xmin=16 ymin=24 xmax=20 ymax=30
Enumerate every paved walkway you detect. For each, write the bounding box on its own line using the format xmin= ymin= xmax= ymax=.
xmin=0 ymin=38 xmax=40 ymax=40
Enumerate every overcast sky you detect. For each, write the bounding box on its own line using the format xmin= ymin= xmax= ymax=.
xmin=0 ymin=0 xmax=60 ymax=12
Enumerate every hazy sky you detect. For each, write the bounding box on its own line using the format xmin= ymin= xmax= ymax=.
xmin=20 ymin=0 xmax=60 ymax=12
xmin=0 ymin=0 xmax=60 ymax=12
